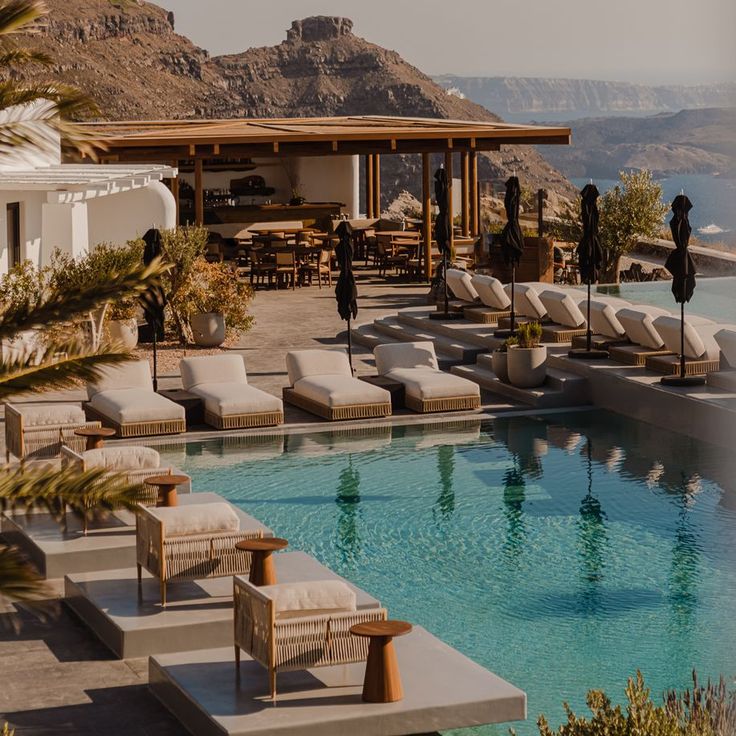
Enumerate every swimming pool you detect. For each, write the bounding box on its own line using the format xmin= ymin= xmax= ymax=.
xmin=579 ymin=276 xmax=736 ymax=324
xmin=160 ymin=413 xmax=736 ymax=735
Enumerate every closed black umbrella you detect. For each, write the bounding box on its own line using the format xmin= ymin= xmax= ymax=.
xmin=139 ymin=228 xmax=167 ymax=391
xmin=663 ymin=194 xmax=702 ymax=385
xmin=430 ymin=166 xmax=455 ymax=319
xmin=334 ymin=221 xmax=357 ymax=372
xmin=569 ymin=184 xmax=608 ymax=359
xmin=494 ymin=176 xmax=525 ymax=336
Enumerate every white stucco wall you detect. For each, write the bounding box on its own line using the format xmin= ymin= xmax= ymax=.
xmin=41 ymin=202 xmax=89 ymax=266
xmin=297 ymin=155 xmax=359 ymax=217
xmin=87 ymin=181 xmax=176 ymax=246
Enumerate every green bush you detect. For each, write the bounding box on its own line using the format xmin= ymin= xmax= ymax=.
xmin=532 ymin=671 xmax=736 ymax=736
xmin=516 ymin=321 xmax=542 ymax=348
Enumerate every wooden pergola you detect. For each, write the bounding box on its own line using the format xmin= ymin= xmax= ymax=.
xmin=84 ymin=115 xmax=571 ymax=278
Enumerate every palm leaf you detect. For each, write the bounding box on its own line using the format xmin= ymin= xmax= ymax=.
xmin=0 ymin=0 xmax=46 ymax=38
xmin=0 ymin=341 xmax=133 ymax=400
xmin=0 ymin=259 xmax=165 ymax=341
xmin=0 ymin=545 xmax=53 ymax=629
xmin=0 ymin=48 xmax=51 ymax=66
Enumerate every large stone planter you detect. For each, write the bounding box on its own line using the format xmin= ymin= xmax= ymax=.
xmin=191 ymin=312 xmax=226 ymax=347
xmin=491 ymin=350 xmax=509 ymax=383
xmin=507 ymin=345 xmax=547 ymax=388
xmin=106 ymin=318 xmax=138 ymax=350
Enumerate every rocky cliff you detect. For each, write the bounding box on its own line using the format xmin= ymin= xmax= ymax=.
xmin=20 ymin=4 xmax=574 ymax=203
xmin=436 ymin=76 xmax=736 ymax=118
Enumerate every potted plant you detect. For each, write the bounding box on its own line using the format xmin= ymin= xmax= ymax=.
xmin=507 ymin=321 xmax=547 ymax=388
xmin=491 ymin=337 xmax=517 ymax=383
xmin=105 ymin=300 xmax=139 ymax=350
xmin=175 ymin=258 xmax=254 ymax=347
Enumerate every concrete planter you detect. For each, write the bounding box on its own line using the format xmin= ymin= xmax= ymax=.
xmin=507 ymin=345 xmax=547 ymax=388
xmin=191 ymin=312 xmax=226 ymax=347
xmin=491 ymin=350 xmax=509 ymax=383
xmin=106 ymin=318 xmax=138 ymax=350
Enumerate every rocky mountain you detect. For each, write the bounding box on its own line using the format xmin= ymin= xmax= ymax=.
xmin=18 ymin=2 xmax=574 ymax=203
xmin=436 ymin=76 xmax=736 ymax=119
xmin=540 ymin=107 xmax=736 ymax=179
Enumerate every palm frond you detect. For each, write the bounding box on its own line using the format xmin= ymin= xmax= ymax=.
xmin=0 ymin=341 xmax=133 ymax=400
xmin=0 ymin=0 xmax=46 ymax=38
xmin=0 ymin=47 xmax=52 ymax=66
xmin=0 ymin=545 xmax=53 ymax=629
xmin=0 ymin=259 xmax=165 ymax=341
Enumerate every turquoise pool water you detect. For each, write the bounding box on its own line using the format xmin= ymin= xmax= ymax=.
xmin=160 ymin=412 xmax=736 ymax=735
xmin=578 ymin=276 xmax=736 ymax=324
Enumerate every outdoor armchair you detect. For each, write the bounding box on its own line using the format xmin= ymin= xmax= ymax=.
xmin=233 ymin=576 xmax=387 ymax=700
xmin=374 ymin=341 xmax=480 ymax=413
xmin=136 ymin=502 xmax=262 ymax=606
xmin=283 ymin=349 xmax=392 ymax=421
xmin=85 ymin=360 xmax=186 ymax=437
xmin=180 ymin=354 xmax=283 ymax=430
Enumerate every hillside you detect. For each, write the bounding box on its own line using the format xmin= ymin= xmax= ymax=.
xmin=17 ymin=3 xmax=574 ymax=203
xmin=539 ymin=107 xmax=736 ymax=179
xmin=435 ymin=76 xmax=736 ymax=119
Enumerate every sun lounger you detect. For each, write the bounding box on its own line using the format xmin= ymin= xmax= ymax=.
xmin=538 ymin=289 xmax=587 ymax=343
xmin=571 ymin=297 xmax=632 ymax=350
xmin=503 ymin=283 xmax=548 ymax=321
xmin=464 ymin=274 xmax=512 ymax=324
xmin=234 ymin=577 xmax=387 ymax=700
xmin=374 ymin=341 xmax=480 ymax=413
xmin=137 ymin=502 xmax=262 ymax=606
xmin=610 ymin=306 xmax=673 ymax=365
xmin=708 ymin=327 xmax=736 ymax=389
xmin=445 ymin=268 xmax=479 ymax=304
xmin=4 ymin=402 xmax=100 ymax=463
xmin=85 ymin=361 xmax=186 ymax=437
xmin=646 ymin=315 xmax=723 ymax=375
xmin=180 ymin=354 xmax=283 ymax=430
xmin=283 ymin=349 xmax=392 ymax=421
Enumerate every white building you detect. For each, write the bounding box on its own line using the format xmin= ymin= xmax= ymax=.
xmin=0 ymin=111 xmax=177 ymax=275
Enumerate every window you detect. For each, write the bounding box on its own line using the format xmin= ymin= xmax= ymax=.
xmin=6 ymin=202 xmax=21 ymax=268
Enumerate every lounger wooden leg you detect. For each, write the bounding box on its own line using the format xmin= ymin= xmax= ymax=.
xmin=160 ymin=579 xmax=167 ymax=608
xmin=269 ymin=669 xmax=277 ymax=702
xmin=235 ymin=645 xmax=240 ymax=671
xmin=137 ymin=564 xmax=143 ymax=601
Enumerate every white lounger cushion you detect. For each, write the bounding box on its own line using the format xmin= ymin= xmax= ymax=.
xmin=446 ymin=268 xmax=479 ymax=303
xmin=617 ymin=306 xmax=672 ymax=349
xmin=504 ymin=283 xmax=547 ymax=319
xmin=87 ymin=360 xmax=152 ymax=400
xmin=88 ymin=389 xmax=185 ymax=425
xmin=181 ymin=354 xmax=248 ymax=390
xmin=653 ymin=315 xmax=720 ymax=360
xmin=260 ymin=580 xmax=357 ymax=618
xmin=15 ymin=404 xmax=86 ymax=426
xmin=83 ymin=446 xmax=160 ymax=470
xmin=191 ymin=382 xmax=283 ymax=417
xmin=471 ymin=275 xmax=511 ymax=309
xmin=538 ymin=290 xmax=586 ymax=328
xmin=147 ymin=502 xmax=240 ymax=537
xmin=374 ymin=341 xmax=439 ymax=374
xmin=386 ymin=368 xmax=480 ymax=402
xmin=715 ymin=328 xmax=736 ymax=368
xmin=286 ymin=349 xmax=352 ymax=384
xmin=292 ymin=375 xmax=390 ymax=408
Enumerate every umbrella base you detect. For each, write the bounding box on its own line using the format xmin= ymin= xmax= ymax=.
xmin=429 ymin=312 xmax=465 ymax=321
xmin=661 ymin=374 xmax=706 ymax=387
xmin=568 ymin=348 xmax=609 ymax=360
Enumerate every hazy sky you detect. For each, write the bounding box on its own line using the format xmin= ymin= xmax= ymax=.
xmin=156 ymin=0 xmax=735 ymax=85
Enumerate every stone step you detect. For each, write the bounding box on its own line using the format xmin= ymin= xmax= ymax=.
xmin=451 ymin=362 xmax=590 ymax=409
xmin=373 ymin=317 xmax=485 ymax=364
xmin=395 ymin=309 xmax=501 ymax=350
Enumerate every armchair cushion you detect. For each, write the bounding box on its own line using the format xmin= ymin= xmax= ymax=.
xmin=181 ymin=354 xmax=248 ymax=390
xmin=14 ymin=403 xmax=85 ymax=427
xmin=146 ymin=502 xmax=240 ymax=537
xmin=87 ymin=360 xmax=152 ymax=400
xmin=374 ymin=341 xmax=439 ymax=374
xmin=83 ymin=446 xmax=160 ymax=471
xmin=286 ymin=349 xmax=352 ymax=384
xmin=262 ymin=580 xmax=357 ymax=618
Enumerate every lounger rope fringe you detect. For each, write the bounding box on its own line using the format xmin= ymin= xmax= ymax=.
xmin=404 ymin=394 xmax=481 ymax=414
xmin=204 ymin=409 xmax=284 ymax=430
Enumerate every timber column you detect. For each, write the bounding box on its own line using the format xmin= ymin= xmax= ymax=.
xmin=461 ymin=151 xmax=470 ymax=237
xmin=365 ymin=155 xmax=374 ymax=218
xmin=372 ymin=154 xmax=381 ymax=217
xmin=422 ymin=152 xmax=432 ymax=281
xmin=469 ymin=151 xmax=479 ymax=236
xmin=194 ymin=158 xmax=204 ymax=226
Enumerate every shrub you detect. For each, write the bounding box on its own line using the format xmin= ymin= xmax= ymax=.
xmin=532 ymin=671 xmax=736 ymax=736
xmin=516 ymin=321 xmax=542 ymax=348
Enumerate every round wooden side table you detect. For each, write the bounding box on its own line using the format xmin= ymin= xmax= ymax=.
xmin=350 ymin=620 xmax=413 ymax=703
xmin=73 ymin=426 xmax=116 ymax=450
xmin=144 ymin=474 xmax=189 ymax=508
xmin=234 ymin=537 xmax=288 ymax=586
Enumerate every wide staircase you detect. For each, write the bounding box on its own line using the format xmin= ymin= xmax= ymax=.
xmin=352 ymin=306 xmax=590 ymax=409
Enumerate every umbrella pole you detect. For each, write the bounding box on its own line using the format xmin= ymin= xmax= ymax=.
xmin=152 ymin=328 xmax=158 ymax=393
xmin=586 ymin=280 xmax=592 ymax=352
xmin=443 ymin=252 xmax=449 ymax=315
xmin=510 ymin=265 xmax=515 ymax=335
xmin=680 ymin=301 xmax=685 ymax=379
xmin=347 ymin=316 xmax=354 ymax=374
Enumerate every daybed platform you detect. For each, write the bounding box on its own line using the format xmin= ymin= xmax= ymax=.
xmin=644 ymin=353 xmax=721 ymax=376
xmin=608 ymin=344 xmax=672 ymax=366
xmin=149 ymin=628 xmax=526 ymax=736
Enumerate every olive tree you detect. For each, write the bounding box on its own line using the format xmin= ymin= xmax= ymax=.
xmin=598 ymin=170 xmax=668 ymax=283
